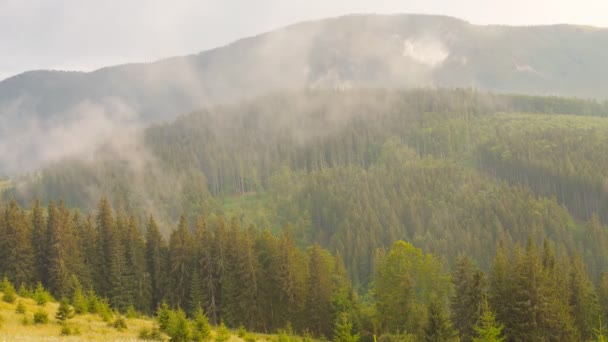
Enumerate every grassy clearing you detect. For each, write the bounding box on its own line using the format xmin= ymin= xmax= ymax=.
xmin=0 ymin=291 xmax=280 ymax=342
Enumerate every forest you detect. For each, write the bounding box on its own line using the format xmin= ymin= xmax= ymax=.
xmin=2 ymin=88 xmax=608 ymax=340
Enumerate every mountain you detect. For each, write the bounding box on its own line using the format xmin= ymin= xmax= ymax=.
xmin=2 ymin=14 xmax=608 ymax=174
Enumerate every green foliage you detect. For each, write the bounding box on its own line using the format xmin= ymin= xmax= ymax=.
xmin=191 ymin=307 xmax=211 ymax=341
xmin=374 ymin=241 xmax=449 ymax=335
xmin=111 ymin=316 xmax=128 ymax=331
xmin=139 ymin=326 xmax=164 ymax=341
xmin=167 ymin=308 xmax=192 ymax=342
xmin=157 ymin=301 xmax=171 ymax=331
xmin=1 ymin=277 xmax=17 ymax=303
xmin=15 ymin=300 xmax=26 ymax=314
xmin=472 ymin=301 xmax=505 ymax=342
xmin=33 ymin=309 xmax=49 ymax=324
xmin=33 ymin=282 xmax=52 ymax=305
xmin=56 ymin=297 xmax=75 ymax=322
xmin=215 ymin=321 xmax=231 ymax=342
xmin=0 ymin=313 xmax=3 ymax=328
xmin=60 ymin=324 xmax=81 ymax=336
xmin=72 ymin=286 xmax=88 ymax=314
xmin=333 ymin=312 xmax=359 ymax=342
xmin=423 ymin=299 xmax=458 ymax=342
xmin=18 ymin=283 xmax=31 ymax=298
xmin=126 ymin=304 xmax=139 ymax=319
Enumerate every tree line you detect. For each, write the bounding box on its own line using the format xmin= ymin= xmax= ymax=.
xmin=2 ymin=197 xmax=608 ymax=341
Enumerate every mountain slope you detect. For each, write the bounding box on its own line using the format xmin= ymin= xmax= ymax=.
xmin=2 ymin=14 xmax=608 ymax=174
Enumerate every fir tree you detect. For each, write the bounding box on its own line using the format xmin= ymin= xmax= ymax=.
xmin=424 ymin=299 xmax=458 ymax=342
xmin=333 ymin=312 xmax=359 ymax=342
xmin=55 ymin=297 xmax=75 ymax=322
xmin=472 ymin=300 xmax=505 ymax=342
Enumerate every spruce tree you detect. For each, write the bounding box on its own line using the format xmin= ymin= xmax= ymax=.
xmin=424 ymin=299 xmax=458 ymax=342
xmin=55 ymin=297 xmax=75 ymax=322
xmin=472 ymin=300 xmax=505 ymax=342
xmin=146 ymin=215 xmax=167 ymax=311
xmin=333 ymin=312 xmax=359 ymax=342
xmin=451 ymin=256 xmax=485 ymax=342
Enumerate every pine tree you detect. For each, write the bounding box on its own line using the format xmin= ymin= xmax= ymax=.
xmin=472 ymin=300 xmax=505 ymax=342
xmin=451 ymin=256 xmax=485 ymax=342
xmin=95 ymin=197 xmax=115 ymax=296
xmin=192 ymin=306 xmax=212 ymax=341
xmin=30 ymin=199 xmax=47 ymax=283
xmin=189 ymin=268 xmax=205 ymax=317
xmin=46 ymin=202 xmax=71 ymax=297
xmin=167 ymin=308 xmax=192 ymax=342
xmin=333 ymin=312 xmax=359 ymax=342
xmin=0 ymin=201 xmax=35 ymax=286
xmin=146 ymin=215 xmax=167 ymax=311
xmin=168 ymin=215 xmax=195 ymax=309
xmin=108 ymin=211 xmax=130 ymax=311
xmin=305 ymin=244 xmax=333 ymax=338
xmin=55 ymin=297 xmax=75 ymax=322
xmin=424 ymin=298 xmax=458 ymax=342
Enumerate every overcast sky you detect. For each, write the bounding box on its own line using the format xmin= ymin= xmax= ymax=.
xmin=1 ymin=0 xmax=607 ymax=81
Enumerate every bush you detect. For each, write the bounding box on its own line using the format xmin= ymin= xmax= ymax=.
xmin=0 ymin=314 xmax=4 ymax=328
xmin=139 ymin=326 xmax=164 ymax=341
xmin=156 ymin=301 xmax=171 ymax=331
xmin=60 ymin=324 xmax=81 ymax=336
xmin=93 ymin=298 xmax=113 ymax=322
xmin=215 ymin=322 xmax=231 ymax=342
xmin=18 ymin=283 xmax=31 ymax=298
xmin=111 ymin=316 xmax=128 ymax=331
xmin=21 ymin=315 xmax=30 ymax=326
xmin=1 ymin=277 xmax=17 ymax=303
xmin=33 ymin=309 xmax=49 ymax=324
xmin=167 ymin=309 xmax=192 ymax=342
xmin=56 ymin=297 xmax=75 ymax=322
xmin=72 ymin=287 xmax=88 ymax=314
xmin=191 ymin=307 xmax=211 ymax=342
xmin=15 ymin=300 xmax=26 ymax=314
xmin=238 ymin=325 xmax=247 ymax=338
xmin=244 ymin=334 xmax=257 ymax=342
xmin=126 ymin=304 xmax=139 ymax=319
xmin=33 ymin=282 xmax=52 ymax=305
xmin=276 ymin=330 xmax=291 ymax=342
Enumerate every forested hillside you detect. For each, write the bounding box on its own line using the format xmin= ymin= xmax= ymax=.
xmin=4 ymin=88 xmax=608 ymax=340
xmin=0 ymin=198 xmax=607 ymax=341
xmin=3 ymin=14 xmax=608 ymax=174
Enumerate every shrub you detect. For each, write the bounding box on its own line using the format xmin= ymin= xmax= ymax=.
xmin=238 ymin=325 xmax=247 ymax=338
xmin=139 ymin=326 xmax=164 ymax=341
xmin=15 ymin=300 xmax=26 ymax=314
xmin=93 ymin=298 xmax=113 ymax=322
xmin=156 ymin=301 xmax=171 ymax=331
xmin=111 ymin=316 xmax=128 ymax=331
xmin=18 ymin=283 xmax=31 ymax=298
xmin=0 ymin=314 xmax=4 ymax=328
xmin=72 ymin=287 xmax=88 ymax=314
xmin=33 ymin=309 xmax=49 ymax=324
xmin=167 ymin=309 xmax=192 ymax=342
xmin=215 ymin=322 xmax=231 ymax=342
xmin=56 ymin=297 xmax=75 ymax=322
xmin=60 ymin=324 xmax=81 ymax=336
xmin=126 ymin=304 xmax=139 ymax=319
xmin=1 ymin=277 xmax=17 ymax=303
xmin=191 ymin=307 xmax=211 ymax=342
xmin=21 ymin=315 xmax=30 ymax=326
xmin=33 ymin=282 xmax=52 ymax=305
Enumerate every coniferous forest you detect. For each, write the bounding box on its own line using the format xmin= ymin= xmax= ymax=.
xmin=2 ymin=89 xmax=608 ymax=341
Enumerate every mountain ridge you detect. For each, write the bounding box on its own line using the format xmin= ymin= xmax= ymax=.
xmin=2 ymin=13 xmax=608 ymax=174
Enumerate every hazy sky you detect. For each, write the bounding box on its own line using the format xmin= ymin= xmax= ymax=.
xmin=1 ymin=0 xmax=607 ymax=81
